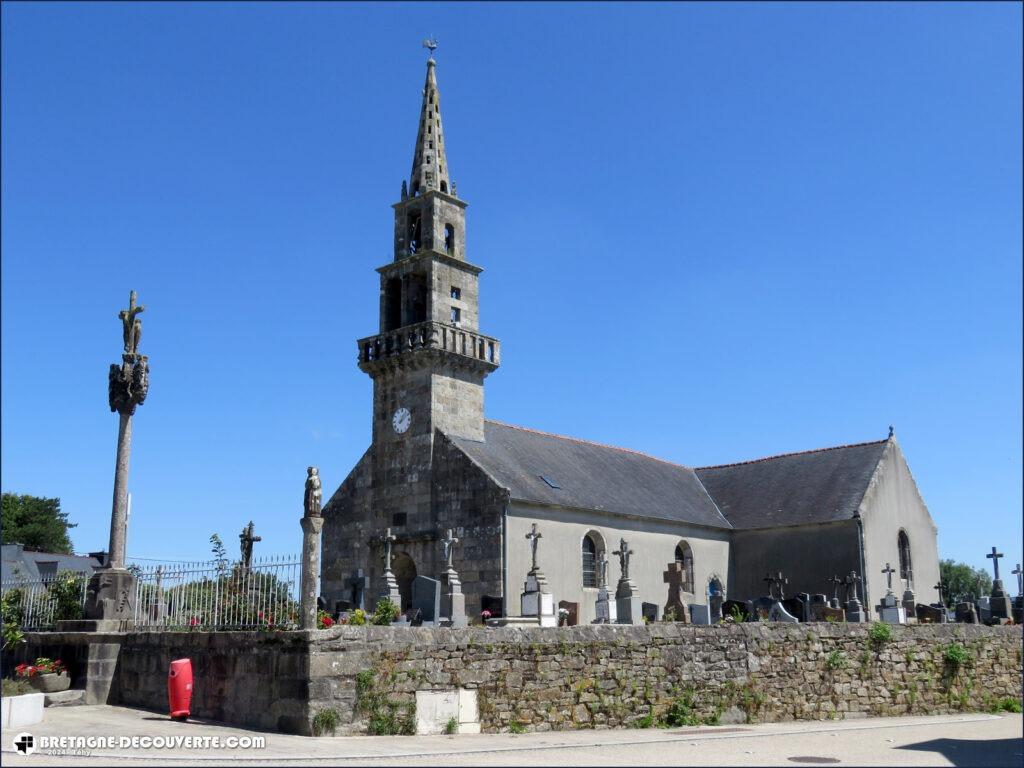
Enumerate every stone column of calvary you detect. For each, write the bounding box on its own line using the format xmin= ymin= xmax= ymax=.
xmin=85 ymin=291 xmax=150 ymax=622
xmin=300 ymin=467 xmax=323 ymax=630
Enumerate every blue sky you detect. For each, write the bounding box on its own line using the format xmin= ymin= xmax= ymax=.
xmin=2 ymin=3 xmax=1021 ymax=580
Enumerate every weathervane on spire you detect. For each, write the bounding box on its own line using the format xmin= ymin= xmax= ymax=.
xmin=422 ymin=36 xmax=438 ymax=58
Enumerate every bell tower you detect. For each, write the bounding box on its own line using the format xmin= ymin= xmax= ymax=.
xmin=356 ymin=54 xmax=500 ymax=511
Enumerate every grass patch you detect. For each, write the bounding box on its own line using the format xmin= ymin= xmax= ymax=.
xmin=867 ymin=622 xmax=893 ymax=649
xmin=311 ymin=708 xmax=339 ymax=736
xmin=825 ymin=650 xmax=848 ymax=670
xmin=508 ymin=721 xmax=526 ymax=734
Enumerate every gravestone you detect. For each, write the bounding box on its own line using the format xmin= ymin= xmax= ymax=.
xmin=481 ymin=595 xmax=504 ymax=619
xmin=641 ymin=602 xmax=660 ymax=624
xmin=708 ymin=592 xmax=724 ymax=624
xmin=808 ymin=594 xmax=832 ymax=620
xmin=689 ymin=604 xmax=711 ymax=625
xmin=769 ymin=601 xmax=799 ymax=623
xmin=827 ymin=576 xmax=845 ymax=610
xmin=412 ymin=576 xmax=441 ymax=625
xmin=985 ymin=547 xmax=1014 ymax=621
xmin=346 ymin=569 xmax=371 ymax=612
xmin=811 ymin=602 xmax=844 ymax=622
xmin=662 ymin=562 xmax=690 ymax=623
xmin=844 ymin=571 xmax=865 ymax=623
xmin=558 ymin=600 xmax=579 ymax=627
xmin=594 ymin=553 xmax=617 ymax=624
xmin=915 ymin=604 xmax=945 ymax=624
xmin=613 ymin=539 xmax=643 ymax=625
xmin=901 ymin=588 xmax=917 ymax=621
xmin=954 ymin=601 xmax=978 ymax=624
xmin=520 ymin=524 xmax=557 ymax=627
xmin=877 ymin=563 xmax=905 ymax=624
xmin=977 ymin=596 xmax=991 ymax=624
xmin=439 ymin=529 xmax=467 ymax=628
xmin=781 ymin=597 xmax=806 ymax=622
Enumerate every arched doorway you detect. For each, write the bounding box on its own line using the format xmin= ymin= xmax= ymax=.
xmin=392 ymin=553 xmax=417 ymax=611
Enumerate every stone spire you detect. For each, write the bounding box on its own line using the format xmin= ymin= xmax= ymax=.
xmin=409 ymin=57 xmax=452 ymax=197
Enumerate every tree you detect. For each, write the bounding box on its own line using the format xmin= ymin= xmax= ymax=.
xmin=1 ymin=493 xmax=75 ymax=554
xmin=939 ymin=559 xmax=993 ymax=606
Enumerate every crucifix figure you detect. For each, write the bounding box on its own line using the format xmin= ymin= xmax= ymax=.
xmin=827 ymin=574 xmax=845 ymax=603
xmin=881 ymin=562 xmax=896 ymax=593
xmin=239 ymin=521 xmax=261 ymax=569
xmin=612 ymin=539 xmax=634 ymax=581
xmin=986 ymin=546 xmax=1003 ymax=581
xmin=934 ymin=581 xmax=946 ymax=605
xmin=845 ymin=571 xmax=862 ymax=603
xmin=380 ymin=527 xmax=396 ymax=573
xmin=441 ymin=528 xmax=459 ymax=570
xmin=1011 ymin=564 xmax=1023 ymax=597
xmin=525 ymin=523 xmax=542 ymax=571
xmin=597 ymin=552 xmax=609 ymax=589
xmin=119 ymin=290 xmax=146 ymax=357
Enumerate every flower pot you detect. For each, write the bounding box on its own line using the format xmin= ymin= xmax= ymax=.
xmin=27 ymin=671 xmax=71 ymax=693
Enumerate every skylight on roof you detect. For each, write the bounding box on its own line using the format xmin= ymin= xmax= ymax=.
xmin=538 ymin=475 xmax=561 ymax=489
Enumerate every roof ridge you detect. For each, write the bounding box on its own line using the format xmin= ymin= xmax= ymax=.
xmin=694 ymin=438 xmax=889 ymax=471
xmin=484 ymin=419 xmax=696 ymax=471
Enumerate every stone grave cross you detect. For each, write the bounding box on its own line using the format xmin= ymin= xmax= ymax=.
xmin=845 ymin=571 xmax=862 ymax=602
xmin=612 ymin=539 xmax=634 ymax=580
xmin=881 ymin=563 xmax=896 ymax=594
xmin=934 ymin=581 xmax=946 ymax=605
xmin=239 ymin=521 xmax=262 ymax=569
xmin=827 ymin=574 xmax=845 ymax=602
xmin=664 ymin=563 xmax=685 ymax=598
xmin=441 ymin=528 xmax=459 ymax=570
xmin=986 ymin=546 xmax=1003 ymax=581
xmin=381 ymin=527 xmax=396 ymax=572
xmin=1012 ymin=564 xmax=1023 ymax=597
xmin=598 ymin=552 xmax=609 ymax=589
xmin=764 ymin=571 xmax=787 ymax=600
xmin=525 ymin=523 xmax=542 ymax=572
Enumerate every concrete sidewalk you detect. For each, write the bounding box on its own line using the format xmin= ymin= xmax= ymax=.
xmin=2 ymin=705 xmax=1022 ymax=766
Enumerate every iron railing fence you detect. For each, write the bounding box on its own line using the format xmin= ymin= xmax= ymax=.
xmin=130 ymin=555 xmax=302 ymax=630
xmin=0 ymin=572 xmax=89 ymax=630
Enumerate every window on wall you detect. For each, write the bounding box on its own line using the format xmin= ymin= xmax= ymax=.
xmin=898 ymin=530 xmax=913 ymax=586
xmin=675 ymin=541 xmax=695 ymax=593
xmin=582 ymin=535 xmax=598 ymax=588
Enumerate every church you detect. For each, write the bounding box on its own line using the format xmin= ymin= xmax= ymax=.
xmin=321 ymin=57 xmax=941 ymax=624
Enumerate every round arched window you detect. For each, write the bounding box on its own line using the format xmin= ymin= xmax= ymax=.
xmin=674 ymin=541 xmax=695 ymax=593
xmin=898 ymin=530 xmax=913 ymax=586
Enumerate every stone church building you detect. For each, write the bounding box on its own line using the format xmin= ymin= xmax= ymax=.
xmin=321 ymin=58 xmax=941 ymax=623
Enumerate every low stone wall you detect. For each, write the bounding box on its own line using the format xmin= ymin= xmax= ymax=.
xmin=309 ymin=623 xmax=1022 ymax=733
xmin=13 ymin=623 xmax=1022 ymax=736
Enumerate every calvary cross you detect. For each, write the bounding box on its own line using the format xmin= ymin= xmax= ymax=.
xmin=986 ymin=546 xmax=1003 ymax=581
xmin=827 ymin=574 xmax=845 ymax=602
xmin=525 ymin=523 xmax=542 ymax=571
xmin=441 ymin=528 xmax=459 ymax=570
xmin=1012 ymin=564 xmax=1023 ymax=597
xmin=380 ymin=527 xmax=396 ymax=572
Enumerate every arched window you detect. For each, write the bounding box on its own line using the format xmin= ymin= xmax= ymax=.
xmin=898 ymin=530 xmax=913 ymax=586
xmin=674 ymin=541 xmax=695 ymax=593
xmin=581 ymin=532 xmax=605 ymax=588
xmin=444 ymin=224 xmax=455 ymax=254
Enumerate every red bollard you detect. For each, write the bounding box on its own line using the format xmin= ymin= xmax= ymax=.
xmin=167 ymin=658 xmax=193 ymax=720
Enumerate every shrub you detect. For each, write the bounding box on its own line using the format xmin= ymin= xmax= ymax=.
xmin=317 ymin=610 xmax=335 ymax=629
xmin=867 ymin=622 xmax=893 ymax=649
xmin=371 ymin=599 xmax=399 ymax=626
xmin=635 ymin=714 xmax=655 ymax=728
xmin=444 ymin=716 xmax=459 ymax=735
xmin=943 ymin=643 xmax=971 ymax=672
xmin=660 ymin=690 xmax=704 ymax=727
xmin=1 ymin=679 xmax=31 ymax=696
xmin=312 ymin=708 xmax=339 ymax=736
xmin=508 ymin=721 xmax=526 ymax=734
xmin=825 ymin=650 xmax=848 ymax=670
xmin=995 ymin=697 xmax=1022 ymax=713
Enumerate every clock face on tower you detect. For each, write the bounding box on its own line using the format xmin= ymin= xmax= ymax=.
xmin=392 ymin=407 xmax=412 ymax=434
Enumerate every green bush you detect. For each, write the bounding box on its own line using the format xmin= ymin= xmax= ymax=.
xmin=943 ymin=643 xmax=971 ymax=672
xmin=347 ymin=609 xmax=368 ymax=626
xmin=825 ymin=650 xmax=848 ymax=670
xmin=312 ymin=708 xmax=339 ymax=736
xmin=508 ymin=721 xmax=526 ymax=734
xmin=371 ymin=599 xmax=399 ymax=626
xmin=444 ymin=716 xmax=459 ymax=735
xmin=993 ymin=697 xmax=1022 ymax=714
xmin=635 ymin=714 xmax=655 ymax=728
xmin=867 ymin=622 xmax=893 ymax=648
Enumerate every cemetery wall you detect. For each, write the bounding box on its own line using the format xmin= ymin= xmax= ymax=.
xmin=308 ymin=622 xmax=1021 ymax=734
xmin=15 ymin=623 xmax=1021 ymax=737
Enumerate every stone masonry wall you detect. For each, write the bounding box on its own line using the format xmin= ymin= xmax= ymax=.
xmin=14 ymin=623 xmax=1021 ymax=737
xmin=309 ymin=623 xmax=1022 ymax=734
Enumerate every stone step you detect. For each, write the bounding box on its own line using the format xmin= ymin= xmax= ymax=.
xmin=44 ymin=689 xmax=85 ymax=707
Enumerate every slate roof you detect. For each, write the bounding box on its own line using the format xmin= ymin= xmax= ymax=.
xmin=694 ymin=440 xmax=889 ymax=530
xmin=1 ymin=544 xmax=104 ymax=583
xmin=450 ymin=421 xmax=733 ymax=529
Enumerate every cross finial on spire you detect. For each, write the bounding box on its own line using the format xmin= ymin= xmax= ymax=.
xmin=888 ymin=425 xmax=894 ymax=439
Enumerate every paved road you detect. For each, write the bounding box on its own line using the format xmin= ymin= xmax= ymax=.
xmin=2 ymin=705 xmax=1021 ymax=766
